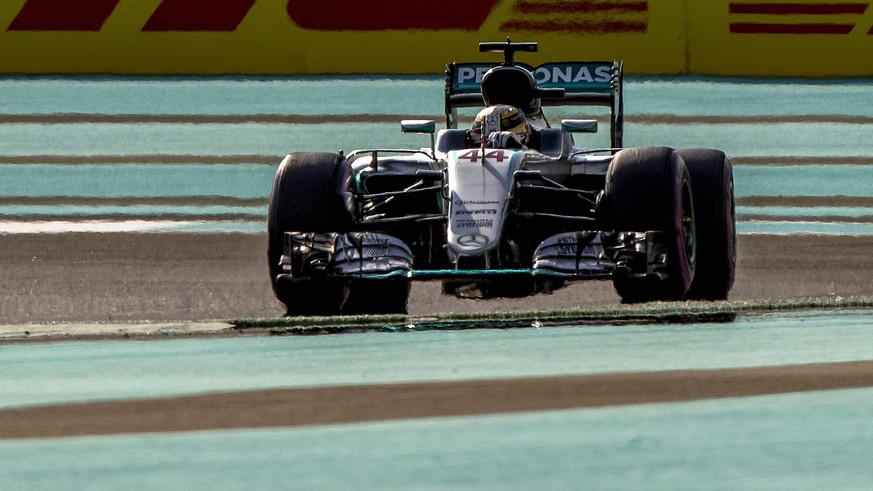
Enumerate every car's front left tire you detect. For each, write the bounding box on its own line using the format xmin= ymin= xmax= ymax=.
xmin=601 ymin=146 xmax=696 ymax=302
xmin=677 ymin=148 xmax=736 ymax=300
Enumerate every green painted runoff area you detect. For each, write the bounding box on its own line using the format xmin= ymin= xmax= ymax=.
xmin=2 ymin=310 xmax=873 ymax=489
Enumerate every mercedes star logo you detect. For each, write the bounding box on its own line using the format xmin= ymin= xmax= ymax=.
xmin=457 ymin=233 xmax=489 ymax=247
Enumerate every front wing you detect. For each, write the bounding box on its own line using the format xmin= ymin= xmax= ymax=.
xmin=276 ymin=231 xmax=615 ymax=283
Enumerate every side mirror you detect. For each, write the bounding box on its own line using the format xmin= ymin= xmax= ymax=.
xmin=401 ymin=120 xmax=436 ymax=154
xmin=401 ymin=120 xmax=436 ymax=134
xmin=561 ymin=119 xmax=598 ymax=134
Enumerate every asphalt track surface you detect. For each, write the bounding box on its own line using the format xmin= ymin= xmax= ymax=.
xmin=2 ymin=232 xmax=873 ymax=442
xmin=2 ymin=232 xmax=872 ymax=325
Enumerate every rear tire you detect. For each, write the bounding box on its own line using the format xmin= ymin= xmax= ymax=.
xmin=677 ymin=149 xmax=736 ymax=300
xmin=267 ymin=152 xmax=354 ymax=316
xmin=602 ymin=146 xmax=696 ymax=302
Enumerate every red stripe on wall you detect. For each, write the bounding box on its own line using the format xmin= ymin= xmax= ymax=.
xmin=730 ymin=22 xmax=855 ymax=34
xmin=8 ymin=0 xmax=119 ymax=31
xmin=287 ymin=0 xmax=500 ymax=30
xmin=142 ymin=0 xmax=256 ymax=31
xmin=515 ymin=0 xmax=648 ymax=14
xmin=501 ymin=19 xmax=647 ymax=32
xmin=729 ymin=3 xmax=868 ymax=15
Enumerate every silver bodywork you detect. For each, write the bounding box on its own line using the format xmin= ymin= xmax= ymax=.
xmin=280 ymin=131 xmax=619 ymax=282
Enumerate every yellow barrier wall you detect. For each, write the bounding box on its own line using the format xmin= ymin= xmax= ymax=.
xmin=1 ymin=0 xmax=872 ymax=76
xmin=688 ymin=0 xmax=873 ymax=76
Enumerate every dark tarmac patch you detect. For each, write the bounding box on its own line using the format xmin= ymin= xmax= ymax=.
xmin=0 ymin=233 xmax=871 ymax=326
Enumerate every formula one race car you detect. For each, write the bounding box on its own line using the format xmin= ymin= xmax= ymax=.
xmin=268 ymin=40 xmax=736 ymax=315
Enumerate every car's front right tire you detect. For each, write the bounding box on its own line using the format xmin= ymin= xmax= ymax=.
xmin=267 ymin=152 xmax=354 ymax=316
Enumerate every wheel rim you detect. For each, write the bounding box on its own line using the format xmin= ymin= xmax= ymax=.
xmin=728 ymin=178 xmax=737 ymax=265
xmin=681 ymin=179 xmax=696 ymax=266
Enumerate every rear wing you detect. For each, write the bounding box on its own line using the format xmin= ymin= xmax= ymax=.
xmin=444 ymin=61 xmax=624 ymax=147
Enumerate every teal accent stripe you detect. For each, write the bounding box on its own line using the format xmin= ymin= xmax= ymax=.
xmin=412 ymin=269 xmax=532 ymax=278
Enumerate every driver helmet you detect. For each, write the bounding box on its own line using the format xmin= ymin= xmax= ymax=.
xmin=470 ymin=104 xmax=529 ymax=147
